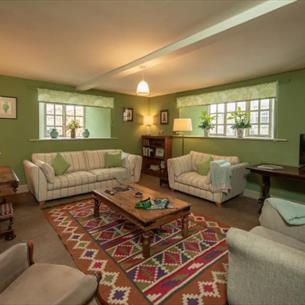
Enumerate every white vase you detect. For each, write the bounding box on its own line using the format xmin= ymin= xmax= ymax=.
xmin=237 ymin=128 xmax=244 ymax=138
xmin=204 ymin=129 xmax=209 ymax=137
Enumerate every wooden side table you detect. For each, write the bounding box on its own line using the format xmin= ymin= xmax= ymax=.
xmin=0 ymin=166 xmax=19 ymax=240
xmin=247 ymin=163 xmax=305 ymax=213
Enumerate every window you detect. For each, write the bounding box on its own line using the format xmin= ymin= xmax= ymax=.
xmin=39 ymin=102 xmax=111 ymax=139
xmin=209 ymin=98 xmax=274 ymax=138
xmin=44 ymin=103 xmax=85 ymax=138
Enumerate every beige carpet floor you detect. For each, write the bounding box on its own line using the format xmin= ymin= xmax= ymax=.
xmin=0 ymin=174 xmax=259 ymax=266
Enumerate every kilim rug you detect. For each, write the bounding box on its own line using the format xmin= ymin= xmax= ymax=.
xmin=44 ymin=198 xmax=229 ymax=305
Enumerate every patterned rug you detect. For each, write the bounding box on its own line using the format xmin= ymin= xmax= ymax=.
xmin=45 ymin=198 xmax=229 ymax=305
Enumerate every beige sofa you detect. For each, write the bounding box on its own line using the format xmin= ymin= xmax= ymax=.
xmin=23 ymin=149 xmax=142 ymax=206
xmin=0 ymin=242 xmax=100 ymax=305
xmin=227 ymin=199 xmax=305 ymax=305
xmin=167 ymin=151 xmax=248 ymax=206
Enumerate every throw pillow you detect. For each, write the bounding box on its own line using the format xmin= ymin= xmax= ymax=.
xmin=105 ymin=152 xmax=122 ymax=168
xmin=197 ymin=156 xmax=213 ymax=176
xmin=51 ymin=153 xmax=70 ymax=176
xmin=36 ymin=160 xmax=55 ymax=183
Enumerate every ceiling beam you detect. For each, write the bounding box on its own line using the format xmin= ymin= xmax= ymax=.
xmin=76 ymin=0 xmax=297 ymax=91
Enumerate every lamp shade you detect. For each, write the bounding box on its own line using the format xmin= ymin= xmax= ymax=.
xmin=136 ymin=80 xmax=150 ymax=96
xmin=173 ymin=118 xmax=192 ymax=132
xmin=143 ymin=115 xmax=153 ymax=125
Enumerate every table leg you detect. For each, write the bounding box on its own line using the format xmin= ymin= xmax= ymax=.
xmin=258 ymin=175 xmax=270 ymax=214
xmin=181 ymin=215 xmax=189 ymax=238
xmin=93 ymin=197 xmax=101 ymax=218
xmin=142 ymin=231 xmax=152 ymax=259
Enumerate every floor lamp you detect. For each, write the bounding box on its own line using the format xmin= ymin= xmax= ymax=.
xmin=173 ymin=118 xmax=192 ymax=155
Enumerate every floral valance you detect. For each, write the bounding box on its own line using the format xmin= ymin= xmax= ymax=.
xmin=177 ymin=82 xmax=278 ymax=108
xmin=37 ymin=89 xmax=114 ymax=108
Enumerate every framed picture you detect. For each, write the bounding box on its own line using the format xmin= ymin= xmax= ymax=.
xmin=160 ymin=109 xmax=169 ymax=125
xmin=0 ymin=96 xmax=17 ymax=119
xmin=123 ymin=107 xmax=133 ymax=122
xmin=155 ymin=147 xmax=165 ymax=158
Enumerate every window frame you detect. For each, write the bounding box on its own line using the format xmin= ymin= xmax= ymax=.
xmin=43 ymin=102 xmax=86 ymax=138
xmin=208 ymin=98 xmax=275 ymax=139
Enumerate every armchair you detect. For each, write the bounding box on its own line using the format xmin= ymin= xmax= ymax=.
xmin=227 ymin=199 xmax=305 ymax=305
xmin=0 ymin=242 xmax=101 ymax=305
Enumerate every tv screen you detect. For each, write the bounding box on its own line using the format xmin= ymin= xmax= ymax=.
xmin=299 ymin=134 xmax=305 ymax=166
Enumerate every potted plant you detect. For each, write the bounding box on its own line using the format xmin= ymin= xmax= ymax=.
xmin=198 ymin=111 xmax=215 ymax=137
xmin=229 ymin=106 xmax=251 ymax=138
xmin=67 ymin=120 xmax=81 ymax=138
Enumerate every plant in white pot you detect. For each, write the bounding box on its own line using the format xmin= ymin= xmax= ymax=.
xmin=198 ymin=111 xmax=215 ymax=137
xmin=229 ymin=106 xmax=251 ymax=138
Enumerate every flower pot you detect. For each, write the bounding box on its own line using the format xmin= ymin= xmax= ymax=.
xmin=237 ymin=128 xmax=244 ymax=138
xmin=204 ymin=129 xmax=209 ymax=137
xmin=70 ymin=129 xmax=76 ymax=138
xmin=50 ymin=128 xmax=59 ymax=139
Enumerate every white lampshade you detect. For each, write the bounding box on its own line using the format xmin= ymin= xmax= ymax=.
xmin=173 ymin=118 xmax=192 ymax=132
xmin=143 ymin=115 xmax=153 ymax=126
xmin=136 ymin=80 xmax=150 ymax=96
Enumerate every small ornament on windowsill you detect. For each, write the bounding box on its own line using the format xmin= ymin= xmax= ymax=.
xmin=83 ymin=129 xmax=90 ymax=138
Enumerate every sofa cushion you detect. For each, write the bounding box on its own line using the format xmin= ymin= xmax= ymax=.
xmin=105 ymin=151 xmax=122 ymax=168
xmin=36 ymin=160 xmax=55 ymax=183
xmin=175 ymin=171 xmax=212 ymax=191
xmin=32 ymin=151 xmax=87 ymax=173
xmin=84 ymin=150 xmax=123 ymax=170
xmin=47 ymin=171 xmax=96 ymax=191
xmin=51 ymin=153 xmax=70 ymax=176
xmin=90 ymin=167 xmax=128 ymax=182
xmin=190 ymin=151 xmax=239 ymax=171
xmin=251 ymin=226 xmax=305 ymax=253
xmin=0 ymin=263 xmax=97 ymax=305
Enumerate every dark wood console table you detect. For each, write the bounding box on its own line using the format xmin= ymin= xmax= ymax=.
xmin=247 ymin=163 xmax=305 ymax=213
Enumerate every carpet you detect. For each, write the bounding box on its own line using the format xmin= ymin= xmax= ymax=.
xmin=45 ymin=198 xmax=229 ymax=305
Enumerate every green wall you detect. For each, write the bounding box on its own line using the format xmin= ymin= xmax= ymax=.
xmin=0 ymin=74 xmax=148 ymax=183
xmin=85 ymin=107 xmax=111 ymax=138
xmin=149 ymin=68 xmax=305 ymax=202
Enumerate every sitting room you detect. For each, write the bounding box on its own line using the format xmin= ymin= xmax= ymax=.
xmin=0 ymin=1 xmax=305 ymax=305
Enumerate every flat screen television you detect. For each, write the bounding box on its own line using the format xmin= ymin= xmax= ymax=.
xmin=299 ymin=134 xmax=305 ymax=167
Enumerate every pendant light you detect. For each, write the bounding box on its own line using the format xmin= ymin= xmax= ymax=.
xmin=136 ymin=66 xmax=150 ymax=96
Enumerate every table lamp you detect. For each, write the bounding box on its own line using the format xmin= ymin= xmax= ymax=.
xmin=173 ymin=118 xmax=192 ymax=155
xmin=144 ymin=115 xmax=153 ymax=135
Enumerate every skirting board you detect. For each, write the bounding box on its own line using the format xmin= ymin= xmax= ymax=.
xmin=17 ymin=183 xmax=260 ymax=200
xmin=243 ymin=188 xmax=260 ymax=200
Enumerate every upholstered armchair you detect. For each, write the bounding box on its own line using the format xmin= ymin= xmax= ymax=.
xmin=227 ymin=200 xmax=305 ymax=305
xmin=0 ymin=242 xmax=100 ymax=305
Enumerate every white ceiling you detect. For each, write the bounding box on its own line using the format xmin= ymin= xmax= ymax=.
xmin=0 ymin=0 xmax=304 ymax=96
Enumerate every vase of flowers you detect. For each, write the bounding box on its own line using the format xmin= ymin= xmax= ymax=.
xmin=229 ymin=107 xmax=251 ymax=138
xmin=198 ymin=111 xmax=215 ymax=137
xmin=67 ymin=120 xmax=81 ymax=138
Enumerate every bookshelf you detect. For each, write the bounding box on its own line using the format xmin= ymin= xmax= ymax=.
xmin=141 ymin=136 xmax=172 ymax=178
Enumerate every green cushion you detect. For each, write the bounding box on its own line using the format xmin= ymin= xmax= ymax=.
xmin=197 ymin=156 xmax=213 ymax=176
xmin=51 ymin=153 xmax=70 ymax=176
xmin=105 ymin=152 xmax=122 ymax=168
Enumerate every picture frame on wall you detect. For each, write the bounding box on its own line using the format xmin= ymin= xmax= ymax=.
xmin=123 ymin=107 xmax=134 ymax=122
xmin=0 ymin=96 xmax=17 ymax=119
xmin=160 ymin=109 xmax=169 ymax=125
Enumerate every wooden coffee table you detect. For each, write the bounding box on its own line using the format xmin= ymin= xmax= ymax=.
xmin=92 ymin=185 xmax=191 ymax=258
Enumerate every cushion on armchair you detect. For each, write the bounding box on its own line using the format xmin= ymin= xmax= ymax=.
xmin=36 ymin=160 xmax=55 ymax=183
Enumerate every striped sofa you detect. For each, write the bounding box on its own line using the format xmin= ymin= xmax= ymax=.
xmin=23 ymin=149 xmax=142 ymax=206
xmin=167 ymin=151 xmax=248 ymax=207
